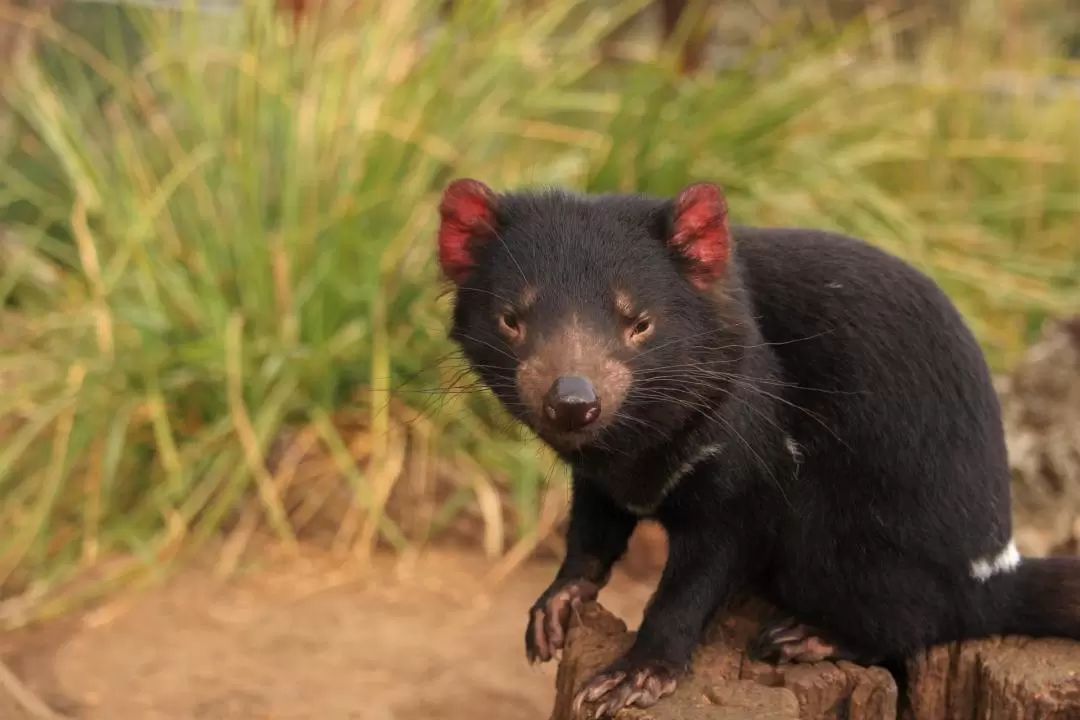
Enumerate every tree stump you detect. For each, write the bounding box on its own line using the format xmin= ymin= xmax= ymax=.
xmin=552 ymin=600 xmax=1080 ymax=720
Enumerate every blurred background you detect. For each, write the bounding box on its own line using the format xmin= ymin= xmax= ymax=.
xmin=0 ymin=0 xmax=1077 ymax=717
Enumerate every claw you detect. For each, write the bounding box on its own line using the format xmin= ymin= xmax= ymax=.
xmin=572 ymin=671 xmax=625 ymax=715
xmin=749 ymin=618 xmax=859 ymax=665
xmin=524 ymin=579 xmax=600 ymax=665
xmin=572 ymin=659 xmax=679 ymax=718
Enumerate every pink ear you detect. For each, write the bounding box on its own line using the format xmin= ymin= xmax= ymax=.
xmin=669 ymin=182 xmax=730 ymax=289
xmin=437 ymin=178 xmax=497 ymax=285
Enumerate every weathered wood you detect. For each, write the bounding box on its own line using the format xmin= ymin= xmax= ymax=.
xmin=906 ymin=637 xmax=1080 ymax=720
xmin=553 ymin=600 xmax=1080 ymax=720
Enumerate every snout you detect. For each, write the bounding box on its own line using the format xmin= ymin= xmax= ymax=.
xmin=542 ymin=376 xmax=601 ymax=433
xmin=514 ymin=322 xmax=632 ymax=448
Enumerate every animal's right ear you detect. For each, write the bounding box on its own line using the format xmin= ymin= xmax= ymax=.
xmin=437 ymin=178 xmax=498 ymax=286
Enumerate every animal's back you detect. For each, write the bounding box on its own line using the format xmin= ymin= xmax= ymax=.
xmin=732 ymin=227 xmax=1014 ymax=646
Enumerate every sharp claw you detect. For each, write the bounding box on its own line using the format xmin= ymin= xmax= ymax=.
xmin=574 ymin=671 xmax=623 ymax=715
xmin=771 ymin=624 xmax=801 ymax=638
xmin=527 ymin=581 xmax=599 ymax=667
xmin=587 ymin=672 xmax=626 ymax=701
xmin=532 ymin=610 xmax=550 ymax=662
xmin=621 ymin=689 xmax=644 ymax=709
xmin=595 ymin=693 xmax=624 ymax=720
xmin=571 ymin=663 xmax=680 ymax=718
xmin=546 ymin=616 xmax=562 ymax=652
xmin=572 ymin=686 xmax=589 ymax=715
xmin=764 ymin=620 xmax=800 ymax=643
xmin=604 ymin=681 xmax=636 ymax=717
xmin=549 ymin=597 xmax=571 ymax=651
xmin=752 ymin=619 xmax=855 ymax=666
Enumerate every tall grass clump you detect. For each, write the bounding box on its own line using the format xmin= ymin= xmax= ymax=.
xmin=0 ymin=0 xmax=643 ymax=618
xmin=0 ymin=0 xmax=1076 ymax=624
xmin=567 ymin=3 xmax=1080 ymax=360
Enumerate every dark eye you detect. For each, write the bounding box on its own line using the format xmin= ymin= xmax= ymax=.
xmin=627 ymin=315 xmax=654 ymax=344
xmin=499 ymin=310 xmax=522 ymax=337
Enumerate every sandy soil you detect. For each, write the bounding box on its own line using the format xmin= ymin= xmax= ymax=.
xmin=0 ymin=547 xmax=657 ymax=720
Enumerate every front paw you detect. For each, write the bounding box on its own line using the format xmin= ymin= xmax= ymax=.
xmin=571 ymin=656 xmax=681 ymax=719
xmin=525 ymin=578 xmax=600 ymax=663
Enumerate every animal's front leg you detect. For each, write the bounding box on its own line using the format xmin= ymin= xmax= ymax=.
xmin=526 ymin=477 xmax=638 ymax=664
xmin=573 ymin=520 xmax=749 ymax=718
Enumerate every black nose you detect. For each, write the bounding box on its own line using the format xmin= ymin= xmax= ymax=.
xmin=543 ymin=376 xmax=601 ymax=432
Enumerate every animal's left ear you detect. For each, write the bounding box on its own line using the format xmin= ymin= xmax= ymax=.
xmin=666 ymin=182 xmax=730 ymax=289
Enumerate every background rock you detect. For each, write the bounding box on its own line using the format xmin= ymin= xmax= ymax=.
xmin=999 ymin=315 xmax=1080 ymax=557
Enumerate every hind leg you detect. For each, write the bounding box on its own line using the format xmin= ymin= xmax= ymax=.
xmin=748 ymin=615 xmax=881 ymax=665
xmin=758 ymin=548 xmax=968 ymax=669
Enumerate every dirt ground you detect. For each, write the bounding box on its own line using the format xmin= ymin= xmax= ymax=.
xmin=0 ymin=547 xmax=657 ymax=720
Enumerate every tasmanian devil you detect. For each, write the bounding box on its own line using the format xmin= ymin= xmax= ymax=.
xmin=434 ymin=178 xmax=1080 ymax=718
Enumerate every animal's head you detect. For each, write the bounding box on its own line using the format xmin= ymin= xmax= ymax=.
xmin=436 ymin=179 xmax=748 ymax=454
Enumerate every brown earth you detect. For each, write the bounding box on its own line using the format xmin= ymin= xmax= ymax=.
xmin=0 ymin=546 xmax=657 ymax=720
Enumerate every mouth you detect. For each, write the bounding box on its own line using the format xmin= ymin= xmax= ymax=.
xmin=532 ymin=420 xmax=607 ymax=453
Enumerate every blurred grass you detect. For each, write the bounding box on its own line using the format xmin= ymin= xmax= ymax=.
xmin=0 ymin=0 xmax=1077 ymax=624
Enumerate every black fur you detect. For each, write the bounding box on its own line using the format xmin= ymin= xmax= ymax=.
xmin=442 ymin=184 xmax=1080 ymax=712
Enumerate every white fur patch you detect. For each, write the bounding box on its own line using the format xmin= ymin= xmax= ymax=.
xmin=624 ymin=443 xmax=726 ymax=516
xmin=970 ymin=540 xmax=1021 ymax=582
xmin=784 ymin=436 xmax=803 ymax=463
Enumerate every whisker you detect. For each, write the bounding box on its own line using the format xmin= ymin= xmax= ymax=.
xmin=453 ymin=333 xmax=519 ymax=363
xmin=635 ymin=373 xmax=846 ymax=445
xmin=488 ymin=224 xmax=531 ymax=287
